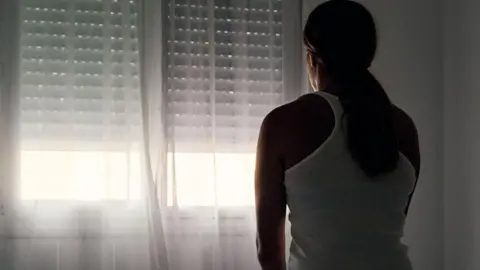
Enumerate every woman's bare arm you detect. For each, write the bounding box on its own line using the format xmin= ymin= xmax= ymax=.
xmin=255 ymin=109 xmax=287 ymax=270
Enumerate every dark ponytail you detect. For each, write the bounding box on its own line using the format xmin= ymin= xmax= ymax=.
xmin=305 ymin=0 xmax=399 ymax=178
xmin=337 ymin=69 xmax=399 ymax=178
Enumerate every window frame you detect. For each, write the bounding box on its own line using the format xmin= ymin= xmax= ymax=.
xmin=0 ymin=0 xmax=303 ymax=236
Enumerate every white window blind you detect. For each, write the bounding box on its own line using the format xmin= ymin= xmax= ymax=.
xmin=20 ymin=0 xmax=141 ymax=146
xmin=165 ymin=0 xmax=284 ymax=151
xmin=18 ymin=0 xmax=143 ymax=201
xmin=16 ymin=0 xmax=292 ymax=203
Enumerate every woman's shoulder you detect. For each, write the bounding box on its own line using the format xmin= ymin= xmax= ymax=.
xmin=261 ymin=92 xmax=336 ymax=169
xmin=270 ymin=92 xmax=332 ymax=115
xmin=391 ymin=105 xmax=420 ymax=177
xmin=262 ymin=93 xmax=334 ymax=132
xmin=391 ymin=105 xmax=418 ymax=145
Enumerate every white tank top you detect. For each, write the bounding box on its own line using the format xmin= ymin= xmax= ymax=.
xmin=285 ymin=91 xmax=416 ymax=270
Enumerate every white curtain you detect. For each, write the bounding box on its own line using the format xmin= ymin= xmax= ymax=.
xmin=0 ymin=0 xmax=302 ymax=269
xmin=4 ymin=0 xmax=153 ymax=269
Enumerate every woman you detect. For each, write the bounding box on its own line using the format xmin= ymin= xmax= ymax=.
xmin=254 ymin=1 xmax=420 ymax=269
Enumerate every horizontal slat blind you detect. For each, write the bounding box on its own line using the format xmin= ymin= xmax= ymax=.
xmin=20 ymin=0 xmax=141 ymax=145
xmin=166 ymin=0 xmax=284 ymax=151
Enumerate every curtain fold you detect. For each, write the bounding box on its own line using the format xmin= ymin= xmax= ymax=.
xmin=138 ymin=0 xmax=169 ymax=268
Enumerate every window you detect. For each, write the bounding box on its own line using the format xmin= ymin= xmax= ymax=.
xmin=17 ymin=0 xmax=289 ymax=206
xmin=164 ymin=0 xmax=284 ymax=206
xmin=165 ymin=0 xmax=284 ymax=148
xmin=19 ymin=0 xmax=142 ymax=201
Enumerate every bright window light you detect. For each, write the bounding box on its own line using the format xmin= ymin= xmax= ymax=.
xmin=20 ymin=150 xmax=142 ymax=201
xmin=20 ymin=151 xmax=256 ymax=206
xmin=167 ymin=153 xmax=256 ymax=207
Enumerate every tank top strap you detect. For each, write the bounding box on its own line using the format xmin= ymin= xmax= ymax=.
xmin=285 ymin=92 xmax=344 ymax=175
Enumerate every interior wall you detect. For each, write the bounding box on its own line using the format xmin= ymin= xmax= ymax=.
xmin=303 ymin=1 xmax=444 ymax=270
xmin=444 ymin=0 xmax=480 ymax=269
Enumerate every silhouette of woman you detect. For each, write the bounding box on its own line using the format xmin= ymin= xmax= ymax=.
xmin=255 ymin=1 xmax=420 ymax=269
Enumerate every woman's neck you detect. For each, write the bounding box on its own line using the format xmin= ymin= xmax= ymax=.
xmin=318 ymin=84 xmax=341 ymax=97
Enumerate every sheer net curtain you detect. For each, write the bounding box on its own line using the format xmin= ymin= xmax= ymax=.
xmin=144 ymin=0 xmax=294 ymax=269
xmin=7 ymin=0 xmax=153 ymax=269
xmin=0 ymin=0 xmax=302 ymax=269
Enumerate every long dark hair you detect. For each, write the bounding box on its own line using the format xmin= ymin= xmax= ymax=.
xmin=304 ymin=0 xmax=399 ymax=178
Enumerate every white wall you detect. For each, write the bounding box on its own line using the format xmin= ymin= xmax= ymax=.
xmin=304 ymin=1 xmax=444 ymax=270
xmin=444 ymin=0 xmax=480 ymax=269
xmin=371 ymin=1 xmax=444 ymax=269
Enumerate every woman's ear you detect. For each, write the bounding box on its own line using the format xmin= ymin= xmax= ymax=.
xmin=306 ymin=52 xmax=320 ymax=91
xmin=307 ymin=52 xmax=316 ymax=71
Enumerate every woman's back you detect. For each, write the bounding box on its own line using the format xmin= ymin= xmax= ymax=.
xmin=283 ymin=91 xmax=417 ymax=270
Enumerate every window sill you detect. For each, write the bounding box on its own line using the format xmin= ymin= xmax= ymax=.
xmin=1 ymin=201 xmax=256 ymax=239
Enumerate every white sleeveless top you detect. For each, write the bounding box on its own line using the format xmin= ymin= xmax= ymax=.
xmin=285 ymin=91 xmax=416 ymax=270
